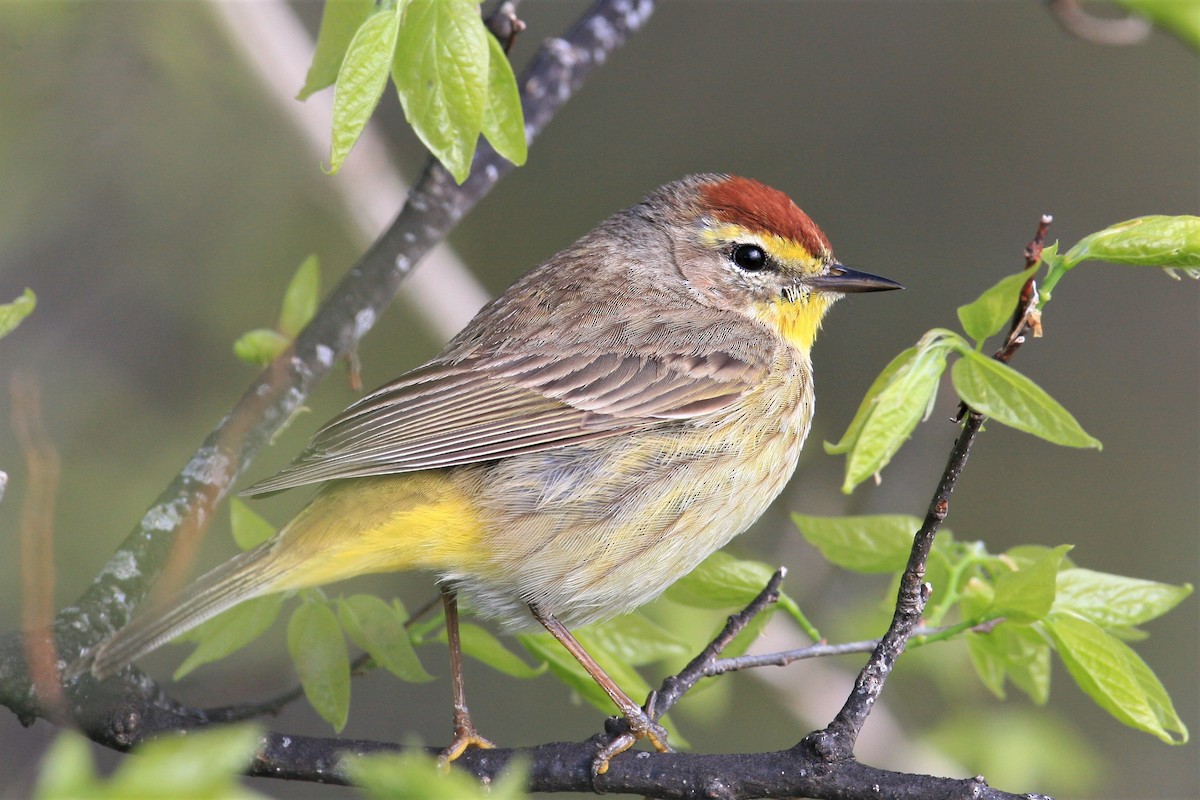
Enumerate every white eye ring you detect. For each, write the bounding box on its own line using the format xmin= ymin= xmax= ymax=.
xmin=731 ymin=243 xmax=768 ymax=271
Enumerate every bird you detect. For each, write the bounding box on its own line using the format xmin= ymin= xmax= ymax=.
xmin=81 ymin=173 xmax=901 ymax=773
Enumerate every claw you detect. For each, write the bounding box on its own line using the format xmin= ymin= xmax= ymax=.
xmin=438 ymin=726 xmax=496 ymax=769
xmin=591 ymin=708 xmax=672 ymax=776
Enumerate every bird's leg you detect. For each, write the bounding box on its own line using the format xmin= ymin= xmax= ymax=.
xmin=437 ymin=588 xmax=495 ymax=765
xmin=528 ymin=603 xmax=671 ymax=776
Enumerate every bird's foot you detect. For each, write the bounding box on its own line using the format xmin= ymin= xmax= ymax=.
xmin=592 ymin=707 xmax=672 ymax=776
xmin=438 ymin=721 xmax=496 ymax=769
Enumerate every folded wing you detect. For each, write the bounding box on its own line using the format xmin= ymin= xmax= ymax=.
xmin=242 ymin=342 xmax=768 ymax=497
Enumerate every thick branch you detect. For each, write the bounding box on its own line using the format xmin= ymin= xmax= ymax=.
xmin=244 ymin=731 xmax=1040 ymax=800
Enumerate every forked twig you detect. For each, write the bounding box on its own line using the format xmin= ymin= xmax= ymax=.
xmin=814 ymin=215 xmax=1051 ymax=758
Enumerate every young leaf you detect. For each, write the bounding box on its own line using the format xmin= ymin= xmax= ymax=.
xmin=277 ymin=254 xmax=321 ymax=338
xmin=579 ymin=613 xmax=688 ymax=667
xmin=842 ymin=333 xmax=954 ymax=492
xmin=966 ymin=623 xmax=1052 ymax=704
xmin=1062 ymin=215 xmax=1200 ymax=270
xmin=793 ymin=513 xmax=918 ymax=574
xmin=987 ymin=544 xmax=1072 ymax=624
xmin=1046 ymin=611 xmax=1188 ymax=744
xmin=448 ymin=621 xmax=546 ymax=679
xmin=229 ymin=497 xmax=276 ymax=550
xmin=957 ymin=266 xmax=1037 ymax=345
xmin=173 ymin=594 xmax=284 ymax=680
xmin=288 ymin=601 xmax=351 ymax=731
xmin=516 ymin=630 xmax=650 ymax=714
xmin=233 ymin=329 xmax=290 ymax=366
xmin=337 ymin=594 xmax=433 ymax=682
xmin=103 ymin=725 xmax=265 ymax=798
xmin=663 ymin=551 xmax=778 ymax=609
xmin=393 ymin=0 xmax=489 ymax=182
xmin=333 ymin=596 xmax=411 ymax=676
xmin=1114 ymin=1 xmax=1200 ymax=50
xmin=347 ymin=749 xmax=528 ymax=800
xmin=825 ymin=346 xmax=917 ymax=455
xmin=480 ymin=31 xmax=527 ymax=167
xmin=951 ymin=349 xmax=1101 ymax=449
xmin=1054 ymin=568 xmax=1192 ymax=629
xmin=328 ymin=6 xmax=404 ymax=174
xmin=0 ymin=287 xmax=36 ymax=340
xmin=1002 ymin=625 xmax=1053 ymax=704
xmin=298 ymin=0 xmax=376 ymax=100
xmin=32 ymin=732 xmax=100 ymax=800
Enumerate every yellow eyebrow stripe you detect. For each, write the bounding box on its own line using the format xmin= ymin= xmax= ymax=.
xmin=702 ymin=224 xmax=827 ymax=275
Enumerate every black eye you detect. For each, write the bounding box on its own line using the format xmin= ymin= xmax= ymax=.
xmin=731 ymin=243 xmax=768 ymax=271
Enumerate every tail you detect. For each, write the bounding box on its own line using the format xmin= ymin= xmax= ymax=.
xmin=81 ymin=541 xmax=287 ymax=680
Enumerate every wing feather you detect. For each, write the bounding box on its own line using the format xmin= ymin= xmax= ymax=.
xmin=242 ymin=324 xmax=773 ymax=496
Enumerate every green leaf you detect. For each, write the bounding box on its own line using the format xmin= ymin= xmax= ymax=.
xmin=347 ymin=750 xmax=529 ymax=800
xmin=277 ymin=254 xmax=321 ymax=338
xmin=1038 ymin=241 xmax=1068 ymax=301
xmin=966 ymin=623 xmax=1052 ymax=704
xmin=1046 ymin=612 xmax=1188 ymax=744
xmin=229 ymin=497 xmax=276 ymax=550
xmin=328 ymin=5 xmax=404 ymax=174
xmin=337 ymin=594 xmax=433 ymax=682
xmin=1115 ymin=1 xmax=1200 ymax=50
xmin=926 ymin=708 xmax=1103 ymax=797
xmin=1003 ymin=544 xmax=1075 ymax=571
xmin=480 ymin=31 xmax=526 ymax=167
xmin=0 ymin=287 xmax=35 ymax=340
xmin=393 ymin=0 xmax=489 ymax=182
xmin=1055 ymin=568 xmax=1192 ymax=630
xmin=957 ymin=266 xmax=1037 ymax=344
xmin=1002 ymin=625 xmax=1053 ymax=704
xmin=1063 ymin=215 xmax=1200 ymax=270
xmin=448 ymin=621 xmax=546 ymax=679
xmin=233 ymin=328 xmax=290 ymax=366
xmin=793 ymin=513 xmax=918 ymax=574
xmin=516 ymin=630 xmax=660 ymax=724
xmin=105 ymin=725 xmax=265 ymax=799
xmin=579 ymin=613 xmax=688 ymax=667
xmin=987 ymin=545 xmax=1072 ymax=624
xmin=298 ymin=0 xmax=376 ymax=100
xmin=173 ymin=594 xmax=284 ymax=680
xmin=951 ymin=348 xmax=1101 ymax=449
xmin=663 ymin=551 xmax=778 ymax=609
xmin=841 ymin=332 xmax=955 ymax=492
xmin=288 ymin=601 xmax=351 ymax=731
xmin=825 ymin=346 xmax=916 ymax=455
xmin=32 ymin=732 xmax=99 ymax=800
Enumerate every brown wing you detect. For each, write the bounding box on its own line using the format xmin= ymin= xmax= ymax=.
xmin=240 ymin=347 xmax=766 ymax=496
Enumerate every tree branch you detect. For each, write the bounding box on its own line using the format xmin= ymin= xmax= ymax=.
xmin=813 ymin=215 xmax=1049 ymax=758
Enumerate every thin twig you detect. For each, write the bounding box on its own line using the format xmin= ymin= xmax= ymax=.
xmin=702 ymin=617 xmax=1007 ymax=678
xmin=651 ymin=568 xmax=785 ymax=717
xmin=486 ymin=1 xmax=527 ymax=54
xmin=815 ymin=216 xmax=1050 ymax=759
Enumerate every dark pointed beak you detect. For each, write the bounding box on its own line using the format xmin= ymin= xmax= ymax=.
xmin=809 ymin=264 xmax=903 ymax=293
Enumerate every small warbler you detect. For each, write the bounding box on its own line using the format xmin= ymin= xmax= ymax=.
xmin=84 ymin=174 xmax=900 ymax=771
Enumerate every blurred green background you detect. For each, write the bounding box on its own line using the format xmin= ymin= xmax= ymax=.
xmin=0 ymin=2 xmax=1196 ymax=798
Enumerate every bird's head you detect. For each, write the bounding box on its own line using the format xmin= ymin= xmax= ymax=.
xmin=657 ymin=174 xmax=902 ymax=352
